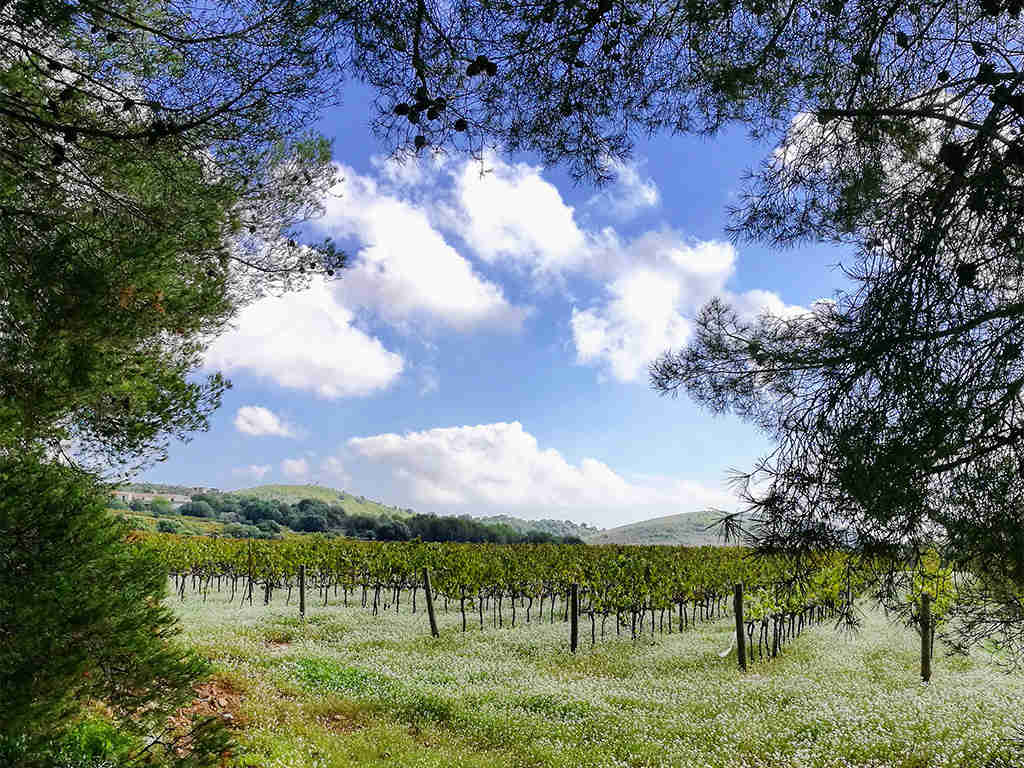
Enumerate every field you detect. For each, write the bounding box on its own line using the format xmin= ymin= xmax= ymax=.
xmin=174 ymin=586 xmax=1024 ymax=768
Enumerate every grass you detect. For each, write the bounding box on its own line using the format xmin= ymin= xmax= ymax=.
xmin=172 ymin=586 xmax=1024 ymax=768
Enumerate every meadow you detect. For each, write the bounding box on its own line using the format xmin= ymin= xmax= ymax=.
xmin=174 ymin=587 xmax=1024 ymax=768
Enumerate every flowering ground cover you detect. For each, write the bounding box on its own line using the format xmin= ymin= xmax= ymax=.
xmin=175 ymin=590 xmax=1024 ymax=767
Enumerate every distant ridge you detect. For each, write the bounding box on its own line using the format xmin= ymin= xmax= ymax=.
xmin=124 ymin=481 xmax=735 ymax=545
xmin=584 ymin=510 xmax=733 ymax=547
xmin=476 ymin=514 xmax=599 ymax=540
xmin=232 ymin=484 xmax=412 ymax=518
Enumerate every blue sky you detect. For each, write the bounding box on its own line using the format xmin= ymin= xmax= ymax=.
xmin=142 ymin=84 xmax=852 ymax=529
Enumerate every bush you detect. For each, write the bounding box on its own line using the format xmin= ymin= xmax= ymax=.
xmin=239 ymin=496 xmax=282 ymax=524
xmin=107 ymin=498 xmax=129 ymax=510
xmin=256 ymin=519 xmax=281 ymax=534
xmin=148 ymin=497 xmax=173 ymax=516
xmin=156 ymin=519 xmax=183 ymax=534
xmin=222 ymin=522 xmax=262 ymax=539
xmin=375 ymin=518 xmax=411 ymax=541
xmin=0 ymin=454 xmax=229 ymax=764
xmin=52 ymin=717 xmax=138 ymax=766
xmin=294 ymin=512 xmax=328 ymax=532
xmin=179 ymin=500 xmax=215 ymax=518
xmin=125 ymin=517 xmax=156 ymax=532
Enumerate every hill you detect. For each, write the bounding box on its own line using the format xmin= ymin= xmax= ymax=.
xmin=584 ymin=510 xmax=731 ymax=547
xmin=476 ymin=515 xmax=599 ymax=540
xmin=232 ymin=484 xmax=412 ymax=518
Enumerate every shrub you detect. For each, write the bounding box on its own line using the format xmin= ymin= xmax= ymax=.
xmin=148 ymin=497 xmax=173 ymax=516
xmin=256 ymin=519 xmax=281 ymax=534
xmin=294 ymin=513 xmax=328 ymax=532
xmin=156 ymin=519 xmax=182 ymax=534
xmin=179 ymin=500 xmax=215 ymax=518
xmin=0 ymin=454 xmax=229 ymax=764
xmin=223 ymin=522 xmax=261 ymax=539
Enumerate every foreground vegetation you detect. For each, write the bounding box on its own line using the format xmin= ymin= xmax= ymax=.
xmin=168 ymin=586 xmax=1024 ymax=768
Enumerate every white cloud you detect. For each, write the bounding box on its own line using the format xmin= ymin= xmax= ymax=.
xmin=570 ymin=233 xmax=807 ymax=381
xmin=233 ymin=405 xmax=299 ymax=438
xmin=317 ymin=166 xmax=528 ymax=332
xmin=588 ymin=157 xmax=660 ymax=219
xmin=348 ymin=421 xmax=735 ymax=526
xmin=294 ymin=152 xmax=804 ymax=388
xmin=318 ymin=455 xmax=352 ymax=488
xmin=448 ymin=153 xmax=589 ymax=274
xmin=368 ymin=153 xmax=443 ymax=187
xmin=729 ymin=288 xmax=811 ymax=320
xmin=572 ymin=268 xmax=692 ymax=382
xmin=232 ymin=464 xmax=271 ymax=482
xmin=204 ymin=278 xmax=404 ymax=399
xmin=281 ymin=457 xmax=309 ymax=479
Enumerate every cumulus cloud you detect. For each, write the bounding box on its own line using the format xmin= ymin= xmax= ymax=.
xmin=281 ymin=457 xmax=309 ymax=479
xmin=204 ymin=278 xmax=404 ymax=399
xmin=292 ymin=152 xmax=804 ymax=388
xmin=729 ymin=288 xmax=812 ymax=320
xmin=315 ymin=455 xmax=352 ymax=489
xmin=570 ymin=233 xmax=806 ymax=381
xmin=232 ymin=464 xmax=271 ymax=482
xmin=448 ymin=153 xmax=588 ymax=274
xmin=317 ymin=166 xmax=528 ymax=332
xmin=572 ymin=268 xmax=692 ymax=382
xmin=348 ymin=421 xmax=735 ymax=526
xmin=233 ymin=405 xmax=299 ymax=438
xmin=588 ymin=157 xmax=660 ymax=219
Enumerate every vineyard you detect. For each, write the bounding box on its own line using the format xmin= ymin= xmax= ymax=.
xmin=144 ymin=533 xmax=1024 ymax=768
xmin=142 ymin=534 xmax=869 ymax=665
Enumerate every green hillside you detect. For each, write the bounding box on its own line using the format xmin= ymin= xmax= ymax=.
xmin=232 ymin=484 xmax=411 ymax=518
xmin=584 ymin=510 xmax=732 ymax=547
xmin=476 ymin=515 xmax=599 ymax=540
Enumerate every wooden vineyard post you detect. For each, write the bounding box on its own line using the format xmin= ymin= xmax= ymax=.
xmin=570 ymin=583 xmax=579 ymax=653
xmin=299 ymin=565 xmax=306 ymax=620
xmin=734 ymin=583 xmax=747 ymax=672
xmin=920 ymin=593 xmax=932 ymax=683
xmin=423 ymin=568 xmax=440 ymax=638
xmin=246 ymin=540 xmax=254 ymax=606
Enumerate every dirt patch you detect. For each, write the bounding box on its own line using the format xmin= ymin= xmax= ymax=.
xmin=169 ymin=679 xmax=248 ymax=731
xmin=161 ymin=679 xmax=248 ymax=762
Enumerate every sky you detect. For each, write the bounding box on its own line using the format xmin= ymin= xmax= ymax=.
xmin=141 ymin=83 xmax=853 ymax=529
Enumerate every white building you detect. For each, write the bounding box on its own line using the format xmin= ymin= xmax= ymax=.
xmin=112 ymin=490 xmax=192 ymax=508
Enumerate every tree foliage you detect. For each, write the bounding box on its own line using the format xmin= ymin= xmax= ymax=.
xmin=635 ymin=1 xmax=1024 ymax=648
xmin=0 ymin=453 xmax=229 ymax=765
xmin=327 ymin=0 xmax=1019 ymax=189
xmin=1 ymin=0 xmax=348 ymax=476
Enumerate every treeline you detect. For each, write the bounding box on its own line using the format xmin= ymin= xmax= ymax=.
xmin=119 ymin=493 xmax=584 ymax=544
